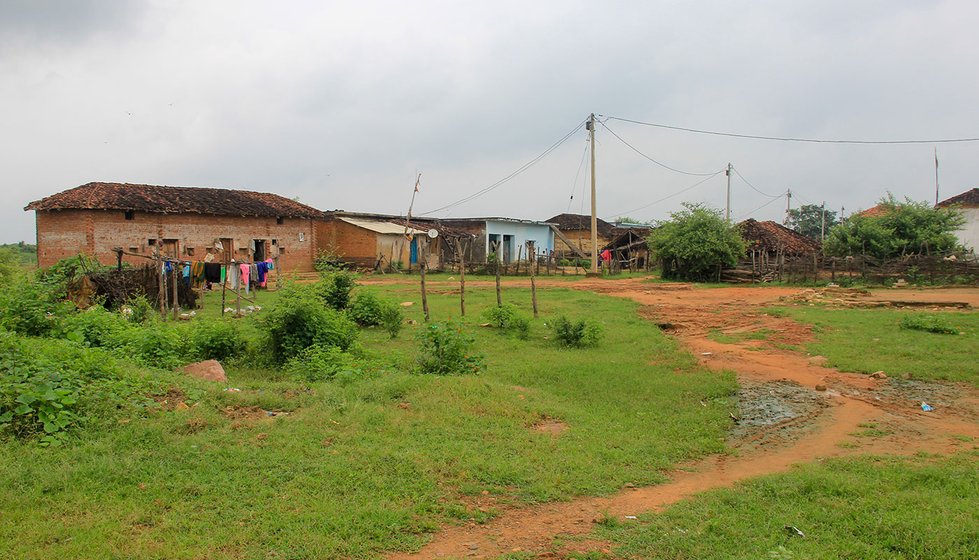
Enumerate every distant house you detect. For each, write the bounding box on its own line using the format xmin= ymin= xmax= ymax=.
xmin=433 ymin=217 xmax=555 ymax=264
xmin=316 ymin=212 xmax=438 ymax=270
xmin=546 ymin=213 xmax=615 ymax=258
xmin=937 ymin=188 xmax=979 ymax=251
xmin=25 ymin=182 xmax=324 ymax=271
xmin=602 ymin=226 xmax=653 ymax=271
xmin=738 ymin=219 xmax=821 ymax=259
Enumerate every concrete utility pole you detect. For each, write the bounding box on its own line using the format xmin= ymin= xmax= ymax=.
xmin=725 ymin=162 xmax=733 ymax=222
xmin=588 ymin=113 xmax=598 ymax=274
xmin=821 ymin=201 xmax=826 ymax=242
xmin=784 ymin=189 xmax=792 ymax=226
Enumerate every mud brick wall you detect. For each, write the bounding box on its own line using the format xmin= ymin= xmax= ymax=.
xmin=34 ymin=209 xmax=317 ymax=272
xmin=314 ymin=219 xmax=379 ymax=267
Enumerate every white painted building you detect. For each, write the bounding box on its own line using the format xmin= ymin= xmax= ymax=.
xmin=937 ymin=188 xmax=979 ymax=252
xmin=483 ymin=218 xmax=555 ymax=263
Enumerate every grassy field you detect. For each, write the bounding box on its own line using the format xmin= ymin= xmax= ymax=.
xmin=774 ymin=306 xmax=979 ymax=386
xmin=0 ymin=279 xmax=734 ymax=559
xmin=592 ymin=452 xmax=979 ymax=560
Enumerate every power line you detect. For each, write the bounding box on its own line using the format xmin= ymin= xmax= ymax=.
xmin=735 ymin=191 xmax=787 ymax=221
xmin=420 ymin=118 xmax=587 ymax=216
xmin=732 ymin=167 xmax=781 ymax=198
xmin=600 ymin=121 xmax=721 ymax=176
xmin=566 ymin=142 xmax=590 ymax=213
xmin=604 ymin=115 xmax=979 ymax=144
xmin=605 ymin=171 xmax=724 ymax=219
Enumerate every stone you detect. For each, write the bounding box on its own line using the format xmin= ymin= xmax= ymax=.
xmin=182 ymin=359 xmax=227 ymax=382
xmin=808 ymin=355 xmax=828 ymax=366
xmin=814 ymin=384 xmax=827 ymax=392
xmin=869 ymin=371 xmax=887 ymax=380
xmin=400 ymin=301 xmax=414 ymax=307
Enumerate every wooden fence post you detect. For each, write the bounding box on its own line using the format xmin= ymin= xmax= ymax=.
xmin=527 ymin=241 xmax=538 ymax=318
xmin=420 ymin=239 xmax=430 ymax=322
xmin=456 ymin=239 xmax=466 ymax=317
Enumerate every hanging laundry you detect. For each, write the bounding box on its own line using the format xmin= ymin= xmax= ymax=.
xmin=191 ymin=261 xmax=205 ymax=282
xmin=226 ymin=262 xmax=238 ymax=288
xmin=249 ymin=263 xmax=259 ymax=286
xmin=265 ymin=257 xmax=274 ymax=270
xmin=256 ymin=261 xmax=269 ymax=287
xmin=239 ymin=263 xmax=251 ymax=294
xmin=203 ymin=262 xmax=222 ymax=283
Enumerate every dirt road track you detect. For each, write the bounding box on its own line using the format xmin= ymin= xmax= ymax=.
xmin=389 ymin=278 xmax=979 ymax=559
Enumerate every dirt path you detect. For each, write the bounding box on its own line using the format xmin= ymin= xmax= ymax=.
xmin=389 ymin=279 xmax=979 ymax=559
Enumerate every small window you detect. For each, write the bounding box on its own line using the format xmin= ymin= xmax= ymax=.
xmin=148 ymin=239 xmax=156 ymax=246
xmin=185 ymin=247 xmax=195 ymax=256
xmin=124 ymin=211 xmax=134 ymax=220
xmin=129 ymin=246 xmax=138 ymax=253
xmin=276 ymin=217 xmax=284 ymax=225
xmin=299 ymin=232 xmax=305 ymax=242
xmin=279 ymin=247 xmax=286 ymax=254
xmin=271 ymin=239 xmax=277 ymax=246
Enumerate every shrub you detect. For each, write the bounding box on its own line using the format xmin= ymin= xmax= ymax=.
xmin=284 ymin=344 xmax=365 ymax=382
xmin=415 ymin=322 xmax=483 ymax=375
xmin=57 ymin=306 xmax=132 ymax=348
xmin=900 ymin=315 xmax=958 ymax=335
xmin=0 ymin=331 xmax=162 ymax=445
xmin=0 ymin=277 xmax=72 ymax=336
xmin=189 ymin=318 xmax=246 ymax=361
xmin=122 ymin=294 xmax=156 ymax=324
xmin=649 ymin=202 xmax=746 ymax=281
xmin=107 ymin=322 xmax=188 ymax=369
xmin=552 ymin=316 xmax=603 ymax=348
xmin=482 ymin=304 xmax=530 ymax=339
xmin=319 ymin=271 xmax=357 ymax=310
xmin=348 ymin=291 xmax=405 ymax=338
xmin=262 ymin=286 xmax=359 ymax=363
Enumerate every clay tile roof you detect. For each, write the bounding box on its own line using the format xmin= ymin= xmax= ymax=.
xmin=856 ymin=203 xmax=889 ymax=217
xmin=25 ymin=182 xmax=325 ymax=219
xmin=545 ymin=213 xmax=616 ymax=236
xmin=937 ymin=188 xmax=979 ymax=208
xmin=737 ymin=219 xmax=821 ymax=255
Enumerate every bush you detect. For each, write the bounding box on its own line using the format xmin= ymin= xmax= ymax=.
xmin=0 ymin=331 xmax=162 ymax=445
xmin=649 ymin=202 xmax=746 ymax=281
xmin=122 ymin=294 xmax=156 ymax=324
xmin=348 ymin=291 xmax=405 ymax=338
xmin=284 ymin=344 xmax=365 ymax=382
xmin=415 ymin=322 xmax=484 ymax=375
xmin=189 ymin=318 xmax=246 ymax=361
xmin=0 ymin=277 xmax=72 ymax=336
xmin=57 ymin=306 xmax=132 ymax=348
xmin=825 ymin=195 xmax=964 ymax=258
xmin=107 ymin=322 xmax=188 ymax=370
xmin=319 ymin=271 xmax=357 ymax=310
xmin=900 ymin=315 xmax=958 ymax=335
xmin=482 ymin=304 xmax=530 ymax=339
xmin=552 ymin=316 xmax=603 ymax=348
xmin=263 ymin=286 xmax=359 ymax=363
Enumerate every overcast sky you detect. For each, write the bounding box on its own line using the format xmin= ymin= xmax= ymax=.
xmin=3 ymin=0 xmax=978 ymax=242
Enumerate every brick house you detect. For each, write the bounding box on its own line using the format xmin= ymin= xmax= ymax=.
xmin=25 ymin=182 xmax=325 ymax=271
xmin=937 ymin=188 xmax=979 ymax=251
xmin=315 ymin=212 xmax=438 ymax=270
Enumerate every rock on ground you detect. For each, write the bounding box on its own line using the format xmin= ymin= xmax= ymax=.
xmin=182 ymin=359 xmax=227 ymax=382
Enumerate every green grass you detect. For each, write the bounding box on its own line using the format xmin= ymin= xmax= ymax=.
xmin=771 ymin=306 xmax=979 ymax=386
xmin=594 ymin=452 xmax=979 ymax=559
xmin=0 ymin=281 xmax=734 ymax=559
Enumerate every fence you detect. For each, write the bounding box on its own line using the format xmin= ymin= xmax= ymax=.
xmin=723 ymin=251 xmax=979 ymax=285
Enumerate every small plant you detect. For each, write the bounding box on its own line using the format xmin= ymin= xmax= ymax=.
xmin=378 ymin=301 xmax=404 ymax=339
xmin=189 ymin=318 xmax=246 ymax=361
xmin=314 ymin=247 xmax=348 ymax=273
xmin=552 ymin=316 xmax=603 ymax=348
xmin=415 ymin=322 xmax=484 ymax=375
xmin=482 ymin=304 xmax=530 ymax=339
xmin=348 ymin=291 xmax=404 ymax=337
xmin=319 ymin=271 xmax=357 ymax=310
xmin=285 ymin=344 xmax=365 ymax=382
xmin=262 ymin=286 xmax=359 ymax=363
xmin=122 ymin=294 xmax=155 ymax=324
xmin=58 ymin=306 xmax=131 ymax=348
xmin=900 ymin=314 xmax=958 ymax=335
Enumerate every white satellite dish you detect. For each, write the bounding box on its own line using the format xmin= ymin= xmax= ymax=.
xmin=427 ymin=228 xmax=439 ymax=239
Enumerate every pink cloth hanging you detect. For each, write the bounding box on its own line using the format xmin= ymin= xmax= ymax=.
xmin=239 ymin=263 xmax=250 ymax=286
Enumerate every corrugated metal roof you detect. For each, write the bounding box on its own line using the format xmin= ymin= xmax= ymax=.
xmin=339 ymin=217 xmax=427 ymax=235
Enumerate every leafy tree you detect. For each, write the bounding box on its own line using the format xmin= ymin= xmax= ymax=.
xmin=614 ymin=216 xmax=653 ymax=225
xmin=824 ymin=195 xmax=964 ymax=258
xmin=648 ymin=203 xmax=746 ymax=281
xmin=786 ymin=204 xmax=838 ymax=240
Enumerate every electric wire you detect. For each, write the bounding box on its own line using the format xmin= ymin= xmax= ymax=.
xmin=604 ymin=115 xmax=979 ymax=144
xmin=732 ymin=167 xmax=781 ymax=198
xmin=566 ymin=142 xmax=590 ymax=213
xmin=600 ymin=121 xmax=721 ymax=176
xmin=735 ymin=192 xmax=787 ymax=221
xmin=420 ymin=118 xmax=587 ymax=215
xmin=605 ymin=170 xmax=724 ymax=220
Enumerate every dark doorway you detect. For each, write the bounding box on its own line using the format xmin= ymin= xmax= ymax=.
xmin=254 ymin=239 xmax=266 ymax=262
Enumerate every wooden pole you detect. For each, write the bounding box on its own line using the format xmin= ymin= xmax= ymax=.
xmin=528 ymin=242 xmax=538 ymax=318
xmin=236 ymin=263 xmax=242 ymax=317
xmin=419 ymin=239 xmax=430 ymax=322
xmin=171 ymin=265 xmax=179 ymax=320
xmin=493 ymin=241 xmax=502 ymax=306
xmin=515 ymin=244 xmax=523 ymax=275
xmin=456 ymin=239 xmax=466 ymax=317
xmin=157 ymin=257 xmax=166 ymax=319
xmin=221 ymin=264 xmax=227 ymax=316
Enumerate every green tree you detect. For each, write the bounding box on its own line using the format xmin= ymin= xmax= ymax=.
xmin=824 ymin=195 xmax=964 ymax=258
xmin=786 ymin=204 xmax=838 ymax=240
xmin=649 ymin=203 xmax=746 ymax=281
